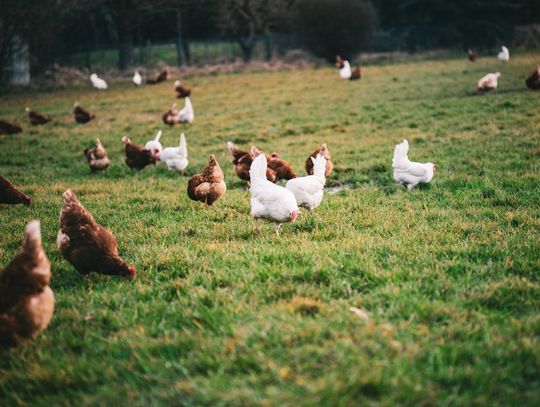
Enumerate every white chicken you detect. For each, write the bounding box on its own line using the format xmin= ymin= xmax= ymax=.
xmin=160 ymin=133 xmax=189 ymax=173
xmin=497 ymin=46 xmax=510 ymax=63
xmin=250 ymin=154 xmax=299 ymax=236
xmin=144 ymin=130 xmax=163 ymax=159
xmin=132 ymin=71 xmax=142 ymax=86
xmin=392 ymin=139 xmax=436 ymax=190
xmin=90 ymin=73 xmax=108 ymax=90
xmin=477 ymin=72 xmax=501 ymax=92
xmin=339 ymin=60 xmax=352 ymax=79
xmin=286 ymin=154 xmax=327 ymax=210
xmin=178 ymin=97 xmax=194 ymax=124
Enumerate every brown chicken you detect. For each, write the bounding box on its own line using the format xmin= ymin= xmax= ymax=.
xmin=84 ymin=138 xmax=110 ymax=172
xmin=174 ymin=80 xmax=192 ymax=98
xmin=305 ymin=143 xmax=333 ymax=177
xmin=350 ymin=66 xmax=362 ymax=80
xmin=147 ymin=68 xmax=170 ymax=84
xmin=122 ymin=136 xmax=157 ymax=170
xmin=73 ymin=102 xmax=95 ymax=124
xmin=57 ymin=190 xmax=135 ymax=279
xmin=187 ymin=155 xmax=227 ymax=205
xmin=468 ymin=49 xmax=477 ymax=62
xmin=526 ymin=65 xmax=540 ymax=90
xmin=251 ymin=146 xmax=297 ymax=181
xmin=162 ymin=103 xmax=179 ymax=126
xmin=0 ymin=176 xmax=32 ymax=205
xmin=0 ymin=119 xmax=22 ymax=135
xmin=335 ymin=55 xmax=345 ymax=69
xmin=226 ymin=141 xmax=277 ymax=182
xmin=25 ymin=107 xmax=51 ymax=125
xmin=0 ymin=220 xmax=54 ymax=347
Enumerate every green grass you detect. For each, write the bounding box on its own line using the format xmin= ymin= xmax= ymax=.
xmin=1 ymin=52 xmax=540 ymax=406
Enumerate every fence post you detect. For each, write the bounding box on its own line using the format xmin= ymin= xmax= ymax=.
xmin=175 ymin=9 xmax=187 ymax=67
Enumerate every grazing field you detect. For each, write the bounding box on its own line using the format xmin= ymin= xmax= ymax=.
xmin=1 ymin=52 xmax=540 ymax=406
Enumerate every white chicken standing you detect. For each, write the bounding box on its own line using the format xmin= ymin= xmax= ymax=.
xmin=392 ymin=139 xmax=436 ymax=190
xmin=339 ymin=60 xmax=352 ymax=79
xmin=160 ymin=133 xmax=189 ymax=173
xmin=132 ymin=71 xmax=142 ymax=86
xmin=90 ymin=73 xmax=108 ymax=90
xmin=477 ymin=72 xmax=501 ymax=92
xmin=178 ymin=97 xmax=194 ymax=124
xmin=497 ymin=46 xmax=510 ymax=63
xmin=285 ymin=154 xmax=327 ymax=210
xmin=250 ymin=154 xmax=299 ymax=236
xmin=144 ymin=130 xmax=163 ymax=159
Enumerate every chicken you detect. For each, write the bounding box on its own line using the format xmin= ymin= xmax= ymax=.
xmin=0 ymin=176 xmax=32 ymax=205
xmin=0 ymin=220 xmax=54 ymax=347
xmin=162 ymin=103 xmax=179 ymax=126
xmin=25 ymin=107 xmax=51 ymax=125
xmin=132 ymin=71 xmax=142 ymax=86
xmin=477 ymin=72 xmax=501 ymax=92
xmin=227 ymin=141 xmax=277 ymax=182
xmin=251 ymin=146 xmax=296 ymax=181
xmin=57 ymin=190 xmax=135 ymax=278
xmin=339 ymin=60 xmax=352 ymax=79
xmin=497 ymin=46 xmax=510 ymax=63
xmin=160 ymin=133 xmax=189 ymax=173
xmin=286 ymin=154 xmax=327 ymax=210
xmin=174 ymin=80 xmax=192 ymax=98
xmin=250 ymin=154 xmax=299 ymax=236
xmin=187 ymin=155 xmax=226 ymax=205
xmin=144 ymin=130 xmax=163 ymax=160
xmin=0 ymin=119 xmax=22 ymax=135
xmin=178 ymin=97 xmax=194 ymax=124
xmin=73 ymin=102 xmax=95 ymax=124
xmin=392 ymin=139 xmax=436 ymax=190
xmin=305 ymin=143 xmax=333 ymax=177
xmin=468 ymin=49 xmax=477 ymax=62
xmin=122 ymin=136 xmax=157 ymax=170
xmin=335 ymin=55 xmax=345 ymax=69
xmin=349 ymin=66 xmax=362 ymax=80
xmin=90 ymin=73 xmax=108 ymax=90
xmin=147 ymin=68 xmax=170 ymax=84
xmin=84 ymin=138 xmax=110 ymax=172
xmin=525 ymin=65 xmax=540 ymax=90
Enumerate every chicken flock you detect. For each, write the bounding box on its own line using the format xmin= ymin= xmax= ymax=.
xmin=0 ymin=45 xmax=538 ymax=347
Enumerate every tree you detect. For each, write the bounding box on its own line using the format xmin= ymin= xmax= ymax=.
xmin=292 ymin=0 xmax=376 ymax=62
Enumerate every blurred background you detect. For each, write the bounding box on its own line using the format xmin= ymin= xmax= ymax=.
xmin=1 ymin=0 xmax=540 ymax=86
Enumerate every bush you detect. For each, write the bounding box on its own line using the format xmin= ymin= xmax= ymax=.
xmin=292 ymin=0 xmax=376 ymax=62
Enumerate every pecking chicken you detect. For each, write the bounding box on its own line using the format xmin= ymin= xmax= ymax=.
xmin=90 ymin=73 xmax=108 ymax=90
xmin=251 ymin=146 xmax=296 ymax=181
xmin=0 ymin=119 xmax=22 ymax=135
xmin=0 ymin=220 xmax=54 ymax=347
xmin=122 ymin=136 xmax=157 ymax=170
xmin=144 ymin=130 xmax=163 ymax=160
xmin=57 ymin=190 xmax=135 ymax=278
xmin=147 ymin=68 xmax=170 ymax=84
xmin=468 ymin=49 xmax=477 ymax=62
xmin=187 ymin=155 xmax=226 ymax=205
xmin=250 ymin=154 xmax=299 ymax=236
xmin=160 ymin=133 xmax=189 ymax=173
xmin=392 ymin=139 xmax=436 ymax=190
xmin=73 ymin=102 xmax=95 ymax=124
xmin=25 ymin=107 xmax=51 ymax=125
xmin=286 ymin=154 xmax=327 ymax=210
xmin=0 ymin=176 xmax=32 ymax=205
xmin=174 ymin=80 xmax=192 ymax=98
xmin=477 ymin=72 xmax=501 ymax=92
xmin=162 ymin=103 xmax=179 ymax=126
xmin=526 ymin=65 xmax=540 ymax=90
xmin=227 ymin=141 xmax=277 ymax=183
xmin=84 ymin=138 xmax=110 ymax=172
xmin=305 ymin=143 xmax=333 ymax=177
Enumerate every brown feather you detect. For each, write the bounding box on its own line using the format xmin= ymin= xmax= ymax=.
xmin=187 ymin=155 xmax=226 ymax=205
xmin=84 ymin=138 xmax=110 ymax=172
xmin=0 ymin=176 xmax=32 ymax=205
xmin=305 ymin=143 xmax=333 ymax=176
xmin=73 ymin=103 xmax=95 ymax=124
xmin=122 ymin=137 xmax=156 ymax=170
xmin=0 ymin=120 xmax=22 ymax=135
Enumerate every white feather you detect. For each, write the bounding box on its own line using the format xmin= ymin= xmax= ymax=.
xmin=144 ymin=130 xmax=163 ymax=158
xmin=286 ymin=154 xmax=326 ymax=210
xmin=339 ymin=60 xmax=352 ymax=79
xmin=477 ymin=72 xmax=501 ymax=91
xmin=132 ymin=71 xmax=142 ymax=86
xmin=178 ymin=97 xmax=194 ymax=124
xmin=160 ymin=133 xmax=189 ymax=171
xmin=90 ymin=73 xmax=108 ymax=90
xmin=497 ymin=46 xmax=510 ymax=62
xmin=392 ymin=139 xmax=435 ymax=190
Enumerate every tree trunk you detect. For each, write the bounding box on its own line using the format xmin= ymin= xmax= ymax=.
xmin=117 ymin=20 xmax=133 ymax=71
xmin=238 ymin=36 xmax=256 ymax=63
xmin=175 ymin=9 xmax=186 ymax=67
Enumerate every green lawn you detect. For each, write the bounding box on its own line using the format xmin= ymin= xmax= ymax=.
xmin=1 ymin=53 xmax=539 ymax=406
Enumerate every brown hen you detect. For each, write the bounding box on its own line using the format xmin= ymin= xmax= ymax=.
xmin=0 ymin=176 xmax=32 ymax=205
xmin=305 ymin=143 xmax=333 ymax=177
xmin=187 ymin=155 xmax=227 ymax=205
xmin=84 ymin=138 xmax=110 ymax=172
xmin=122 ymin=137 xmax=157 ymax=170
xmin=73 ymin=102 xmax=95 ymax=124
xmin=25 ymin=107 xmax=51 ymax=125
xmin=226 ymin=142 xmax=277 ymax=182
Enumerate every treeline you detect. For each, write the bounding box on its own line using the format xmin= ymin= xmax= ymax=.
xmin=1 ymin=0 xmax=539 ymax=78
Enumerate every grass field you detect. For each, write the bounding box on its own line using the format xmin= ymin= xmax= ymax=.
xmin=1 ymin=52 xmax=540 ymax=406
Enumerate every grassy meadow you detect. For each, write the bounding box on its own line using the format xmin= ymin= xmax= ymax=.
xmin=1 ymin=52 xmax=540 ymax=406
